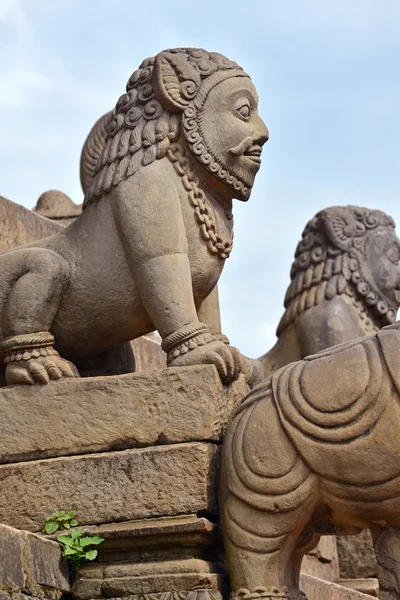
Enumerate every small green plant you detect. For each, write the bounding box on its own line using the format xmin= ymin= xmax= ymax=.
xmin=43 ymin=510 xmax=78 ymax=534
xmin=57 ymin=528 xmax=104 ymax=569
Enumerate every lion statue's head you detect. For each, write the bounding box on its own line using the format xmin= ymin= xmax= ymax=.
xmin=82 ymin=48 xmax=268 ymax=209
xmin=277 ymin=206 xmax=400 ymax=336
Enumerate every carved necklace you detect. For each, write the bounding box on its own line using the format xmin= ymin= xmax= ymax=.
xmin=167 ymin=143 xmax=233 ymax=260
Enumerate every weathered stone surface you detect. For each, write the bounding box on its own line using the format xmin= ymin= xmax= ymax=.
xmin=0 ymin=195 xmax=61 ymax=254
xmin=337 ymin=531 xmax=377 ymax=579
xmin=301 ymin=536 xmax=339 ymax=582
xmin=0 ymin=366 xmax=246 ymax=464
xmin=0 ymin=524 xmax=69 ymax=597
xmin=34 ymin=190 xmax=82 ymax=225
xmin=338 ymin=579 xmax=378 ymax=598
xmin=131 ymin=333 xmax=165 ymax=372
xmin=72 ymin=516 xmax=225 ymax=600
xmin=0 ymin=442 xmax=218 ymax=531
xmin=300 ymin=574 xmax=375 ymax=599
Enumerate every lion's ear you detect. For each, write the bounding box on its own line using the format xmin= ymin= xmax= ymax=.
xmin=154 ymin=51 xmax=201 ymax=112
xmin=320 ymin=207 xmax=360 ymax=250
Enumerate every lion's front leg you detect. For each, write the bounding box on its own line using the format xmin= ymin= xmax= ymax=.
xmin=113 ymin=165 xmax=243 ymax=384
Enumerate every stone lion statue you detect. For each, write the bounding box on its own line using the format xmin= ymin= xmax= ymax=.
xmin=220 ymin=208 xmax=400 ymax=599
xmin=0 ymin=48 xmax=268 ymax=385
xmin=261 ymin=205 xmax=400 ymax=378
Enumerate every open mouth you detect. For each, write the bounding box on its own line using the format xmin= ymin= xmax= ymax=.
xmin=244 ymin=145 xmax=262 ymax=163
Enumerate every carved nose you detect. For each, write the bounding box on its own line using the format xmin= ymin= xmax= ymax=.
xmin=254 ymin=114 xmax=269 ymax=146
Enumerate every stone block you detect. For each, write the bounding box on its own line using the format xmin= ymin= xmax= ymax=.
xmin=0 ymin=366 xmax=247 ymax=464
xmin=131 ymin=333 xmax=165 ymax=372
xmin=338 ymin=579 xmax=378 ymax=597
xmin=0 ymin=524 xmax=69 ymax=597
xmin=71 ymin=516 xmax=225 ymax=600
xmin=301 ymin=536 xmax=339 ymax=582
xmin=337 ymin=530 xmax=377 ymax=579
xmin=0 ymin=525 xmax=24 ymax=590
xmin=0 ymin=442 xmax=218 ymax=532
xmin=300 ymin=574 xmax=375 ymax=599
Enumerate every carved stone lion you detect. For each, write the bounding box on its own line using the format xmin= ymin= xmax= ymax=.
xmin=220 ymin=209 xmax=400 ymax=599
xmin=0 ymin=48 xmax=269 ymax=385
xmin=261 ymin=205 xmax=400 ymax=378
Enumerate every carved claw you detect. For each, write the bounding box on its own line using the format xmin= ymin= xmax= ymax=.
xmin=168 ymin=339 xmax=242 ymax=384
xmin=5 ymin=355 xmax=80 ymax=385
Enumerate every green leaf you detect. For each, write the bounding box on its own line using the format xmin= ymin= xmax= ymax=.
xmin=79 ymin=536 xmax=104 ymax=547
xmin=57 ymin=535 xmax=74 ymax=545
xmin=44 ymin=521 xmax=59 ymax=535
xmin=85 ymin=549 xmax=98 ymax=561
xmin=66 ymin=510 xmax=76 ymax=518
xmin=62 ymin=546 xmax=76 ymax=556
xmin=70 ymin=528 xmax=82 ymax=540
xmin=63 ymin=522 xmax=71 ymax=529
xmin=70 ymin=520 xmax=78 ymax=527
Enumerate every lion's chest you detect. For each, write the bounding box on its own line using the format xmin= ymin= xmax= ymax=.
xmin=178 ymin=187 xmax=233 ymax=304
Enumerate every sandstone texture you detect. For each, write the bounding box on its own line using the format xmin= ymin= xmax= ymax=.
xmin=0 ymin=366 xmax=246 ymax=464
xmin=131 ymin=332 xmax=165 ymax=372
xmin=0 ymin=523 xmax=69 ymax=599
xmin=301 ymin=536 xmax=339 ymax=582
xmin=337 ymin=531 xmax=377 ymax=579
xmin=34 ymin=190 xmax=82 ymax=225
xmin=0 ymin=442 xmax=218 ymax=531
xmin=338 ymin=579 xmax=378 ymax=597
xmin=300 ymin=574 xmax=375 ymax=599
xmin=0 ymin=195 xmax=61 ymax=253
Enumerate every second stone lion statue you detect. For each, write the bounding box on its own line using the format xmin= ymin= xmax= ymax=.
xmin=0 ymin=48 xmax=268 ymax=385
xmin=261 ymin=205 xmax=400 ymax=377
xmin=221 ymin=208 xmax=400 ymax=599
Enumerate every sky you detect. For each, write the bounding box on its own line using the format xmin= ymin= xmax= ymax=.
xmin=0 ymin=0 xmax=399 ymax=358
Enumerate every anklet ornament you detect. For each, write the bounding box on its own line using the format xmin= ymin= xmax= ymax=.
xmin=1 ymin=332 xmax=59 ymax=364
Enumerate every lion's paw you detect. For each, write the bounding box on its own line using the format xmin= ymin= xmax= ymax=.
xmin=5 ymin=355 xmax=80 ymax=385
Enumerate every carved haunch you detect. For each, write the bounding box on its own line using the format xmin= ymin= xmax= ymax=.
xmin=221 ymin=322 xmax=400 ymax=599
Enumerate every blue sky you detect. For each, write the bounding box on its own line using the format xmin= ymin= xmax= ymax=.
xmin=0 ymin=0 xmax=399 ymax=357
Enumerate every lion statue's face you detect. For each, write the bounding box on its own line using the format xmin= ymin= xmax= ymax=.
xmin=363 ymin=227 xmax=400 ymax=310
xmin=184 ymin=76 xmax=269 ymax=201
xmin=84 ymin=48 xmax=269 ymax=208
xmin=278 ymin=206 xmax=400 ymax=336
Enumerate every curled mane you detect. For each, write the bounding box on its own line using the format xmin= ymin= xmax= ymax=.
xmin=277 ymin=206 xmax=396 ymax=336
xmin=84 ymin=56 xmax=180 ymax=208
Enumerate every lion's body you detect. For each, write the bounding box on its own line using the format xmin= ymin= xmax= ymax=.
xmin=0 ymin=48 xmax=269 ymax=385
xmin=0 ymin=158 xmax=228 ymax=363
xmin=261 ymin=294 xmax=375 ymax=378
xmin=222 ymin=323 xmax=400 ymax=598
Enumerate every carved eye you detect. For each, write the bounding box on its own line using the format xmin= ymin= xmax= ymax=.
xmin=387 ymin=245 xmax=400 ymax=264
xmin=236 ymin=101 xmax=251 ymax=120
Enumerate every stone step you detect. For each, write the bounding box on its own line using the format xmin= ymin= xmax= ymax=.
xmin=0 ymin=366 xmax=247 ymax=464
xmin=0 ymin=442 xmax=218 ymax=532
xmin=301 ymin=574 xmax=376 ymax=599
xmin=0 ymin=523 xmax=69 ymax=599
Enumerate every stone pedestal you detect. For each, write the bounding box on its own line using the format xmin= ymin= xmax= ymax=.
xmin=72 ymin=516 xmax=227 ymax=600
xmin=0 ymin=366 xmax=248 ymax=600
xmin=0 ymin=365 xmax=374 ymax=599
